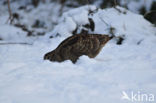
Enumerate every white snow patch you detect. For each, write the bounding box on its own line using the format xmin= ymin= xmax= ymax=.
xmin=0 ymin=5 xmax=156 ymax=103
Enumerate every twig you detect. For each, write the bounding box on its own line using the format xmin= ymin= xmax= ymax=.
xmin=114 ymin=7 xmax=122 ymax=13
xmin=0 ymin=42 xmax=33 ymax=45
xmin=6 ymin=0 xmax=13 ymax=24
xmin=137 ymin=39 xmax=144 ymax=45
xmin=114 ymin=0 xmax=117 ymax=7
xmin=86 ymin=0 xmax=90 ymax=4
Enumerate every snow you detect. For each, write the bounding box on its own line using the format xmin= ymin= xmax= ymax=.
xmin=97 ymin=0 xmax=156 ymax=14
xmin=0 ymin=24 xmax=26 ymax=41
xmin=0 ymin=5 xmax=156 ymax=103
xmin=50 ymin=5 xmax=97 ymax=37
xmin=127 ymin=0 xmax=155 ymax=13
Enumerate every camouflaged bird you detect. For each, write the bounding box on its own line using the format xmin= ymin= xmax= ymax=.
xmin=44 ymin=34 xmax=113 ymax=63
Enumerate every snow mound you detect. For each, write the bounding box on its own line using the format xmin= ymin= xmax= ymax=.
xmin=0 ymin=6 xmax=156 ymax=103
xmin=48 ymin=6 xmax=155 ymax=44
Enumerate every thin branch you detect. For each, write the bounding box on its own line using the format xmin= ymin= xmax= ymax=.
xmin=7 ymin=0 xmax=13 ymax=24
xmin=86 ymin=0 xmax=90 ymax=5
xmin=114 ymin=7 xmax=122 ymax=13
xmin=114 ymin=0 xmax=117 ymax=7
xmin=59 ymin=0 xmax=66 ymax=16
xmin=0 ymin=42 xmax=33 ymax=45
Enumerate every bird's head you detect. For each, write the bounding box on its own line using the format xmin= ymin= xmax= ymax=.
xmin=44 ymin=50 xmax=63 ymax=62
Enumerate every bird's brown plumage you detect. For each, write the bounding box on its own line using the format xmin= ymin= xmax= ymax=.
xmin=44 ymin=34 xmax=112 ymax=63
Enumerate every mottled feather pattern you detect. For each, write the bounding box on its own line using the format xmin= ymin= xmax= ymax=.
xmin=44 ymin=34 xmax=112 ymax=63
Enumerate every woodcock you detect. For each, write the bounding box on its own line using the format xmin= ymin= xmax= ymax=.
xmin=44 ymin=34 xmax=113 ymax=63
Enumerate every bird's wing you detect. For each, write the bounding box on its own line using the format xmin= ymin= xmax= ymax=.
xmin=70 ymin=36 xmax=95 ymax=56
xmin=56 ymin=34 xmax=79 ymax=49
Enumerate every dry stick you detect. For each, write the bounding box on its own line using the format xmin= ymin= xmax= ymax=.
xmin=7 ymin=0 xmax=13 ymax=24
xmin=114 ymin=0 xmax=117 ymax=7
xmin=86 ymin=0 xmax=90 ymax=4
xmin=0 ymin=42 xmax=33 ymax=45
xmin=113 ymin=0 xmax=123 ymax=13
xmin=59 ymin=0 xmax=65 ymax=16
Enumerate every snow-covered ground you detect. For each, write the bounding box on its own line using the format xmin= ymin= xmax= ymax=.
xmin=0 ymin=5 xmax=156 ymax=103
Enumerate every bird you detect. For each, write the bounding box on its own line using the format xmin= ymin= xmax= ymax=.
xmin=44 ymin=34 xmax=113 ymax=63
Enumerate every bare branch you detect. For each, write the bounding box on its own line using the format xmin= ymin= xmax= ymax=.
xmin=59 ymin=0 xmax=66 ymax=16
xmin=7 ymin=0 xmax=13 ymax=24
xmin=0 ymin=42 xmax=33 ymax=45
xmin=114 ymin=0 xmax=117 ymax=7
xmin=86 ymin=0 xmax=90 ymax=5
